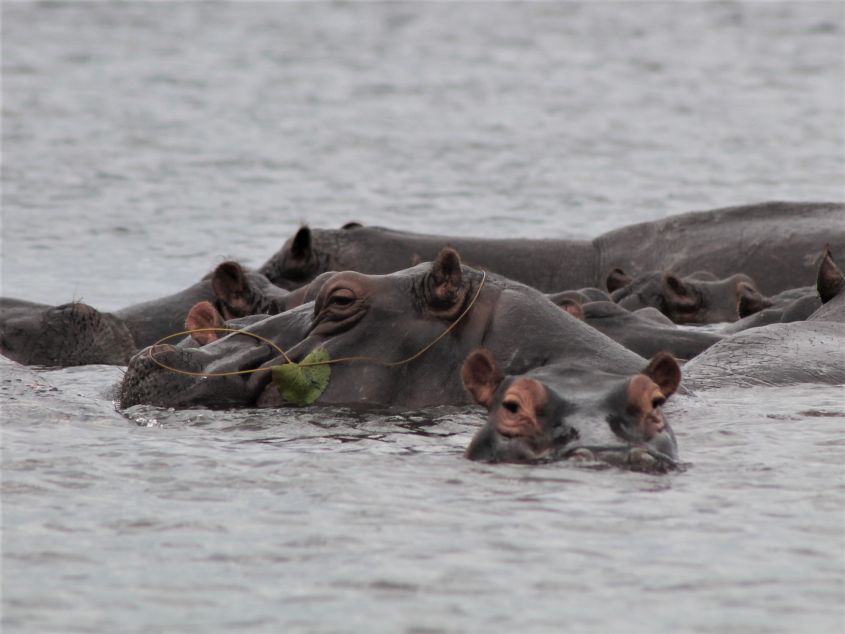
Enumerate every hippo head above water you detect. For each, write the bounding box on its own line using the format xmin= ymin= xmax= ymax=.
xmin=120 ymin=248 xmax=650 ymax=411
xmin=609 ymin=270 xmax=770 ymax=324
xmin=462 ymin=349 xmax=682 ymax=471
xmin=251 ymin=247 xmax=493 ymax=408
xmin=122 ymin=248 xmax=495 ymax=409
xmin=257 ymin=225 xmax=354 ymax=291
xmin=1 ymin=299 xmax=136 ymax=366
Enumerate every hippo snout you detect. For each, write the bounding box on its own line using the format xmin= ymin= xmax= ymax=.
xmin=120 ymin=342 xmax=276 ymax=409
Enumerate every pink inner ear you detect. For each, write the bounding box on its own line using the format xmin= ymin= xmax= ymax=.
xmin=643 ymin=352 xmax=681 ymax=398
xmin=461 ymin=348 xmax=503 ymax=409
xmin=558 ymin=299 xmax=584 ymax=320
xmin=662 ymin=274 xmax=698 ymax=309
xmin=185 ymin=301 xmax=225 ymax=345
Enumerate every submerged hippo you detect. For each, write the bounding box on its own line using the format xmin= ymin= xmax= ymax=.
xmin=461 ymin=348 xmax=681 ymax=471
xmin=725 ymin=246 xmax=843 ymax=333
xmin=260 ymin=202 xmax=844 ymax=294
xmin=119 ymin=249 xmax=651 ymax=410
xmin=0 ymin=299 xmax=137 ymax=366
xmin=0 ymin=264 xmax=286 ymax=367
xmin=609 ymin=270 xmax=768 ymax=324
xmin=681 ymin=321 xmax=845 ymax=390
xmin=683 ymin=251 xmax=845 ymax=389
xmin=573 ymin=301 xmax=721 ymax=360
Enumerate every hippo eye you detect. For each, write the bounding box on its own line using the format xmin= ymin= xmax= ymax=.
xmin=651 ymin=396 xmax=666 ymax=409
xmin=502 ymin=400 xmax=519 ymax=414
xmin=327 ymin=289 xmax=356 ymax=307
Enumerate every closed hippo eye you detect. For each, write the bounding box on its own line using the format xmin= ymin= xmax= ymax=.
xmin=327 ymin=289 xmax=356 ymax=307
xmin=651 ymin=396 xmax=666 ymax=409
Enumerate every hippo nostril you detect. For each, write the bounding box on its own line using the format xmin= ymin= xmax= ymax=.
xmin=149 ymin=344 xmax=177 ymax=356
xmin=502 ymin=400 xmax=519 ymax=414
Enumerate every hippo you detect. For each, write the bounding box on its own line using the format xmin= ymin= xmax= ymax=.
xmin=181 ymin=268 xmax=339 ymax=347
xmin=682 ymin=250 xmax=845 ymax=389
xmin=208 ymin=261 xmax=293 ymax=320
xmin=681 ymin=321 xmax=845 ymax=390
xmin=725 ymin=247 xmax=843 ymax=333
xmin=546 ymin=287 xmax=611 ymax=307
xmin=0 ymin=299 xmax=137 ymax=366
xmin=260 ymin=202 xmax=844 ymax=294
xmin=119 ymin=249 xmax=651 ymax=410
xmin=807 ymin=248 xmax=845 ymax=323
xmin=574 ymin=301 xmax=721 ymax=360
xmin=0 ymin=264 xmax=287 ymax=367
xmin=461 ymin=348 xmax=681 ymax=471
xmin=609 ymin=270 xmax=768 ymax=324
xmin=726 ymin=291 xmax=820 ymax=333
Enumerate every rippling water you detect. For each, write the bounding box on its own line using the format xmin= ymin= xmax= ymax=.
xmin=2 ymin=3 xmax=844 ymax=633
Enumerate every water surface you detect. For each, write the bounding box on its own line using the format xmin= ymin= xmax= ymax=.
xmin=2 ymin=3 xmax=844 ymax=633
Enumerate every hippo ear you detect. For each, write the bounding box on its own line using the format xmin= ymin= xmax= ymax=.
xmin=662 ymin=273 xmax=697 ymax=308
xmin=606 ymin=268 xmax=632 ymax=293
xmin=291 ymin=226 xmax=312 ymax=259
xmin=556 ymin=298 xmax=585 ymax=320
xmin=185 ymin=301 xmax=226 ymax=346
xmin=462 ymin=348 xmax=504 ymax=409
xmin=212 ymin=261 xmax=250 ymax=317
xmin=428 ymin=248 xmax=468 ymax=315
xmin=817 ymin=247 xmax=844 ymax=304
xmin=642 ymin=351 xmax=681 ymax=399
xmin=737 ymin=282 xmax=772 ymax=318
xmin=341 ymin=221 xmax=363 ymax=230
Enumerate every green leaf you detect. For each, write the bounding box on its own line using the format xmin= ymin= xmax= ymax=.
xmin=271 ymin=347 xmax=332 ymax=407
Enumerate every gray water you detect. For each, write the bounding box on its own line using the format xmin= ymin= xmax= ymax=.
xmin=2 ymin=3 xmax=844 ymax=633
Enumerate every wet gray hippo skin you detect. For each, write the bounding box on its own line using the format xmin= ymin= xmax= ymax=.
xmin=594 ymin=201 xmax=845 ymax=296
xmin=577 ymin=301 xmax=721 ymax=360
xmin=461 ymin=348 xmax=681 ymax=471
xmin=546 ymin=287 xmax=611 ymax=307
xmin=0 ymin=264 xmax=285 ymax=367
xmin=610 ymin=270 xmax=767 ymax=324
xmin=120 ymin=249 xmax=648 ymax=410
xmin=725 ymin=293 xmax=820 ymax=334
xmin=260 ymin=202 xmax=844 ymax=295
xmin=0 ymin=299 xmax=136 ymax=366
xmin=685 ymin=251 xmax=845 ymax=389
xmin=259 ymin=224 xmax=598 ymax=293
xmin=682 ymin=322 xmax=845 ymax=390
xmin=724 ymin=247 xmax=843 ymax=332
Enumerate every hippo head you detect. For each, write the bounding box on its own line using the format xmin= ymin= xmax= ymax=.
xmin=210 ymin=261 xmax=292 ymax=319
xmin=1 ymin=300 xmax=136 ymax=366
xmin=252 ymin=247 xmax=489 ymax=407
xmin=121 ymin=248 xmax=494 ymax=409
xmin=461 ymin=348 xmax=681 ymax=471
xmin=257 ymin=226 xmax=324 ymax=290
xmin=610 ymin=270 xmax=769 ymax=324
